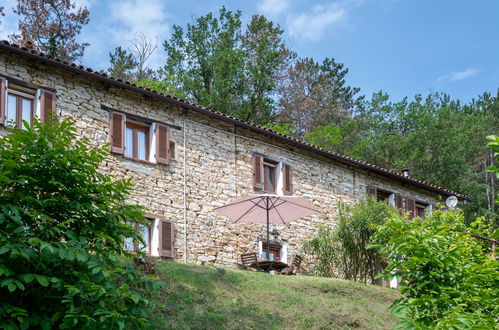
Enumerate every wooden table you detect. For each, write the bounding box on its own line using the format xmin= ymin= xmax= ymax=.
xmin=250 ymin=260 xmax=288 ymax=273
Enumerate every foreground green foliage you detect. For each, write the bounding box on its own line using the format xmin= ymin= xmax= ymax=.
xmin=370 ymin=210 xmax=498 ymax=329
xmin=0 ymin=119 xmax=162 ymax=329
xmin=153 ymin=261 xmax=399 ymax=329
xmin=305 ymin=198 xmax=397 ymax=282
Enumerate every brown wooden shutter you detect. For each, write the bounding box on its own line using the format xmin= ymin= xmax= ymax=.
xmin=366 ymin=186 xmax=377 ymax=196
xmin=395 ymin=193 xmax=403 ymax=210
xmin=253 ymin=154 xmax=263 ymax=190
xmin=158 ymin=219 xmax=175 ymax=258
xmin=40 ymin=89 xmax=57 ymax=122
xmin=406 ymin=199 xmax=416 ymax=218
xmin=0 ymin=77 xmax=5 ymax=125
xmin=156 ymin=123 xmax=170 ymax=164
xmin=283 ymin=164 xmax=292 ymax=195
xmin=110 ymin=111 xmax=125 ymax=154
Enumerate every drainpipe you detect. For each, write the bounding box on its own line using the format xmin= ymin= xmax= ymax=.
xmin=183 ymin=114 xmax=188 ymax=264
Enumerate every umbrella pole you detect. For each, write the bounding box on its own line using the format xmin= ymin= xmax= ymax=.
xmin=266 ymin=196 xmax=270 ymax=261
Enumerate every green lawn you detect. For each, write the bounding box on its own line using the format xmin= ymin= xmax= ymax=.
xmin=151 ymin=261 xmax=399 ymax=329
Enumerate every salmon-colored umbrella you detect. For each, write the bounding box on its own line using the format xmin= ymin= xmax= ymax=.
xmin=214 ymin=194 xmax=319 ymax=260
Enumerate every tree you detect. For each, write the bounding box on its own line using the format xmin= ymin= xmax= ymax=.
xmin=108 ymin=46 xmax=138 ymax=82
xmin=160 ymin=7 xmax=293 ymax=124
xmin=9 ymin=0 xmax=90 ymax=62
xmin=108 ymin=33 xmax=158 ymax=82
xmin=277 ymin=57 xmax=363 ymax=135
xmin=369 ymin=210 xmax=498 ymax=328
xmin=304 ymin=197 xmax=397 ymax=282
xmin=0 ymin=118 xmax=162 ymax=328
xmin=0 ymin=6 xmax=4 ymax=25
xmin=305 ymin=91 xmax=499 ymax=226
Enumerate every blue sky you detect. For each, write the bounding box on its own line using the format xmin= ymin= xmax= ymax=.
xmin=1 ymin=0 xmax=498 ymax=103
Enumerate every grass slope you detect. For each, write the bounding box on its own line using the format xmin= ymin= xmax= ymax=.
xmin=152 ymin=261 xmax=399 ymax=329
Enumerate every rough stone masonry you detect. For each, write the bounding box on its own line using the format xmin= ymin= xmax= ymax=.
xmin=0 ymin=44 xmax=461 ymax=273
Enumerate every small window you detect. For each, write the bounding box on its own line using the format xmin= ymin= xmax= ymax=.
xmin=169 ymin=140 xmax=176 ymax=160
xmin=261 ymin=241 xmax=282 ymax=261
xmin=263 ymin=159 xmax=278 ymax=193
xmin=124 ymin=121 xmax=150 ymax=161
xmin=6 ymin=86 xmax=35 ymax=129
xmin=376 ymin=189 xmax=391 ymax=202
xmin=124 ymin=220 xmax=153 ymax=255
xmin=415 ymin=202 xmax=428 ymax=218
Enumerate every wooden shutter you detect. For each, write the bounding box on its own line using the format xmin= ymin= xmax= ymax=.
xmin=283 ymin=164 xmax=292 ymax=195
xmin=110 ymin=111 xmax=125 ymax=154
xmin=406 ymin=199 xmax=416 ymax=218
xmin=253 ymin=154 xmax=263 ymax=190
xmin=395 ymin=193 xmax=403 ymax=210
xmin=0 ymin=77 xmax=5 ymax=125
xmin=40 ymin=89 xmax=56 ymax=122
xmin=158 ymin=219 xmax=175 ymax=258
xmin=156 ymin=123 xmax=170 ymax=164
xmin=366 ymin=186 xmax=377 ymax=196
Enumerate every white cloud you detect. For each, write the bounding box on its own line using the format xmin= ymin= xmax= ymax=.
xmin=287 ymin=1 xmax=358 ymax=42
xmin=437 ymin=68 xmax=479 ymax=83
xmin=448 ymin=68 xmax=479 ymax=81
xmin=108 ymin=0 xmax=169 ymax=43
xmin=257 ymin=0 xmax=290 ymax=17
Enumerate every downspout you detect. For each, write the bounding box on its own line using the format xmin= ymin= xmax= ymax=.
xmin=183 ymin=113 xmax=188 ymax=264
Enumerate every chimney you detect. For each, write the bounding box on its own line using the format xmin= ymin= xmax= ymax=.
xmin=402 ymin=169 xmax=410 ymax=177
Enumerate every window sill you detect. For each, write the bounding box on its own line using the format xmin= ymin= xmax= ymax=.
xmin=123 ymin=155 xmax=156 ymax=165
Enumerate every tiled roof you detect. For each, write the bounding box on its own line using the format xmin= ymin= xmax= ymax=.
xmin=0 ymin=40 xmax=469 ymax=200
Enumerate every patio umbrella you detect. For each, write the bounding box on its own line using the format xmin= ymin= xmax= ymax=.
xmin=214 ymin=194 xmax=319 ymax=261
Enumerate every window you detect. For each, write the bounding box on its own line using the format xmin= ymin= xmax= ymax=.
xmin=110 ymin=112 xmax=171 ymax=165
xmin=125 ymin=220 xmax=153 ymax=255
xmin=252 ymin=154 xmax=292 ymax=195
xmin=261 ymin=241 xmax=282 ymax=261
xmin=415 ymin=202 xmax=428 ymax=218
xmin=6 ymin=87 xmax=35 ymax=129
xmin=263 ymin=159 xmax=277 ymax=193
xmin=0 ymin=78 xmax=57 ymax=127
xmin=124 ymin=122 xmax=149 ymax=161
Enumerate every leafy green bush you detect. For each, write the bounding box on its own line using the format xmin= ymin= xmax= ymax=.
xmin=0 ymin=119 xmax=162 ymax=329
xmin=305 ymin=197 xmax=397 ymax=282
xmin=369 ymin=210 xmax=498 ymax=328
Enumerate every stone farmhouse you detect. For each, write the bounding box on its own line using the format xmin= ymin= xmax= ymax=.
xmin=0 ymin=41 xmax=467 ymax=273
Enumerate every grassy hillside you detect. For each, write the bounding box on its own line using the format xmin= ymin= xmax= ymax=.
xmin=151 ymin=261 xmax=399 ymax=329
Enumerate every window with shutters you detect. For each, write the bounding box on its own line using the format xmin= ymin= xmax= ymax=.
xmin=252 ymin=154 xmax=292 ymax=195
xmin=0 ymin=77 xmax=57 ymax=128
xmin=124 ymin=121 xmax=150 ymax=161
xmin=109 ymin=111 xmax=172 ymax=165
xmin=5 ymin=84 xmax=35 ymax=129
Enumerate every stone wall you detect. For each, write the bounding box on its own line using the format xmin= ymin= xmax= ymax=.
xmin=0 ymin=52 xmax=444 ymax=273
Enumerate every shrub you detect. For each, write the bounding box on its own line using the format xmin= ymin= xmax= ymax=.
xmin=369 ymin=210 xmax=498 ymax=328
xmin=0 ymin=119 xmax=163 ymax=329
xmin=304 ymin=197 xmax=397 ymax=282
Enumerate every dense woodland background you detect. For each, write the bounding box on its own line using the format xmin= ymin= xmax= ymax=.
xmin=4 ymin=2 xmax=498 ymax=226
